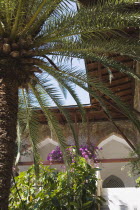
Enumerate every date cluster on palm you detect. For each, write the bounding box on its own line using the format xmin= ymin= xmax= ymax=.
xmin=0 ymin=37 xmax=42 ymax=87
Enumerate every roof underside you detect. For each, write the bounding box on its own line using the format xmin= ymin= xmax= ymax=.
xmin=37 ymin=55 xmax=135 ymax=124
xmin=85 ymin=55 xmax=135 ymax=121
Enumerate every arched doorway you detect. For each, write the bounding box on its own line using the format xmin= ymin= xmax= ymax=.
xmin=97 ymin=134 xmax=136 ymax=187
xmin=103 ymin=175 xmax=125 ymax=188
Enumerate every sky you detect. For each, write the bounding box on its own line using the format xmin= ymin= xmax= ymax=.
xmin=56 ymin=1 xmax=90 ymax=106
xmin=40 ymin=57 xmax=90 ymax=107
xmin=44 ymin=1 xmax=90 ymax=107
xmin=33 ymin=1 xmax=90 ymax=107
xmin=62 ymin=59 xmax=90 ymax=106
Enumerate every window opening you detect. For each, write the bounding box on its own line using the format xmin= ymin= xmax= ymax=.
xmin=103 ymin=175 xmax=125 ymax=188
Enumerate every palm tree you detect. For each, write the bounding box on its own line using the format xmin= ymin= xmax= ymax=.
xmin=0 ymin=0 xmax=140 ymax=208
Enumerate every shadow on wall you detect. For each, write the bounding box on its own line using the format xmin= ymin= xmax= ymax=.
xmin=119 ymin=199 xmax=128 ymax=210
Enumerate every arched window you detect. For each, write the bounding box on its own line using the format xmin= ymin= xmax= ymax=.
xmin=103 ymin=175 xmax=125 ymax=188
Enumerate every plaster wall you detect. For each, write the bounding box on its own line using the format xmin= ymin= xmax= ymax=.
xmin=97 ymin=135 xmax=138 ymax=187
xmin=19 ymin=120 xmax=138 ymax=187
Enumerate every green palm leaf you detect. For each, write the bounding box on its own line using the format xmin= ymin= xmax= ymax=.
xmin=38 ymin=63 xmax=140 ymax=132
xmin=30 ymin=82 xmax=71 ymax=166
xmin=18 ymin=89 xmax=40 ymax=175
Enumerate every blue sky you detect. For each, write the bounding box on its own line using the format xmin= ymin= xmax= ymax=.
xmin=33 ymin=1 xmax=90 ymax=107
xmin=62 ymin=58 xmax=90 ymax=106
xmin=40 ymin=57 xmax=90 ymax=107
xmin=57 ymin=1 xmax=90 ymax=106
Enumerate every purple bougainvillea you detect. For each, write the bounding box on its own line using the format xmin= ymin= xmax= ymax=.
xmin=47 ymin=144 xmax=102 ymax=162
xmin=47 ymin=146 xmax=63 ymax=162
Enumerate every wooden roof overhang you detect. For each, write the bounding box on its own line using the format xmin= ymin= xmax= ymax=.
xmin=35 ymin=53 xmax=136 ymax=124
xmin=85 ymin=55 xmax=136 ymax=119
xmin=36 ymin=103 xmax=128 ymax=125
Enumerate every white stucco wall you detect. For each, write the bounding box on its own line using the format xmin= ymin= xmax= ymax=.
xmin=98 ymin=135 xmax=138 ymax=187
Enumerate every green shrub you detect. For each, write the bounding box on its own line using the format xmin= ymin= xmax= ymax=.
xmin=129 ymin=145 xmax=140 ymax=187
xmin=9 ymin=157 xmax=104 ymax=209
xmin=136 ymin=177 xmax=140 ymax=187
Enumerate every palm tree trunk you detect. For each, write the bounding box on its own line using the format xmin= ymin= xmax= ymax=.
xmin=0 ymin=78 xmax=18 ymax=209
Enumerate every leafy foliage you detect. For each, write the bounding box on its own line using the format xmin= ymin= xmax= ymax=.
xmin=129 ymin=145 xmax=140 ymax=175
xmin=9 ymin=157 xmax=104 ymax=209
xmin=128 ymin=145 xmax=140 ymax=187
xmin=136 ymin=177 xmax=140 ymax=187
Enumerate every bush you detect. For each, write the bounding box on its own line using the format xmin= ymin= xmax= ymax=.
xmin=9 ymin=157 xmax=104 ymax=209
xmin=129 ymin=145 xmax=140 ymax=187
xmin=136 ymin=177 xmax=140 ymax=187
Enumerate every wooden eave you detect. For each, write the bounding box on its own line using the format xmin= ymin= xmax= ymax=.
xmin=36 ymin=56 xmax=136 ymax=124
xmin=35 ymin=56 xmax=136 ymax=124
xmin=35 ymin=103 xmax=128 ymax=124
xmin=85 ymin=54 xmax=135 ymax=119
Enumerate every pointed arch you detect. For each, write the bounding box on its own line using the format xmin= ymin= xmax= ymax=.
xmin=103 ymin=175 xmax=125 ymax=188
xmin=38 ymin=138 xmax=59 ymax=148
xmin=98 ymin=133 xmax=132 ymax=150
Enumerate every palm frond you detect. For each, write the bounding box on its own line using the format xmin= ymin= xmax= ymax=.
xmin=30 ymin=82 xmax=71 ymax=165
xmin=78 ymin=0 xmax=136 ymax=7
xmin=33 ymin=5 xmax=140 ymax=46
xmin=81 ymin=37 xmax=140 ymax=60
xmin=10 ymin=0 xmax=23 ymax=39
xmin=37 ymin=63 xmax=140 ymax=132
xmin=35 ymin=76 xmax=81 ymax=153
xmin=38 ymin=47 xmax=140 ymax=80
xmin=19 ymin=89 xmax=40 ymax=175
xmin=43 ymin=55 xmax=86 ymax=120
xmin=53 ymin=55 xmax=139 ymax=82
xmin=35 ymin=37 xmax=140 ymax=64
xmin=15 ymin=121 xmax=22 ymax=166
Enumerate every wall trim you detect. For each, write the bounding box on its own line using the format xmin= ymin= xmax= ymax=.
xmin=38 ymin=138 xmax=59 ymax=148
xmin=98 ymin=133 xmax=132 ymax=149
